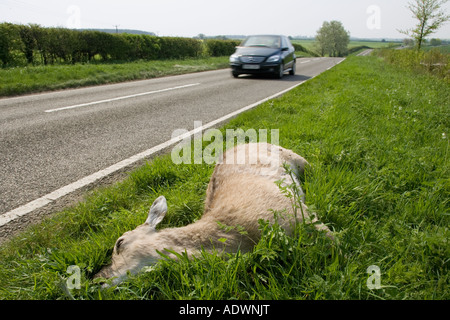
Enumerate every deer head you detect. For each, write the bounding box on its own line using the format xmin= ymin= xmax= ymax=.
xmin=94 ymin=196 xmax=168 ymax=287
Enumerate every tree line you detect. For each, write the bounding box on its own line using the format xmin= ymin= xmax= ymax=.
xmin=0 ymin=23 xmax=241 ymax=67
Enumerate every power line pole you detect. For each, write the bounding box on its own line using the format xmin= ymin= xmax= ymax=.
xmin=114 ymin=25 xmax=120 ymax=34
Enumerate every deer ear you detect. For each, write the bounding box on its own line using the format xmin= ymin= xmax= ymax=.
xmin=145 ymin=196 xmax=167 ymax=229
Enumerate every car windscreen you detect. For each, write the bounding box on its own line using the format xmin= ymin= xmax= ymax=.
xmin=241 ymin=36 xmax=281 ymax=49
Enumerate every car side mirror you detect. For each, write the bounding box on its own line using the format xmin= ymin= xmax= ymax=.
xmin=281 ymin=47 xmax=289 ymax=51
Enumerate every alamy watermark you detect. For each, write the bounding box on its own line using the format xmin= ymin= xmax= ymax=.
xmin=171 ymin=121 xmax=280 ymax=165
xmin=367 ymin=265 xmax=382 ymax=290
xmin=366 ymin=5 xmax=381 ymax=30
xmin=65 ymin=264 xmax=385 ymax=292
xmin=66 ymin=265 xmax=81 ymax=290
xmin=66 ymin=5 xmax=81 ymax=29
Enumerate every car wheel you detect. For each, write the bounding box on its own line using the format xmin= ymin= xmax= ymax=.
xmin=289 ymin=61 xmax=296 ymax=76
xmin=276 ymin=63 xmax=284 ymax=79
xmin=232 ymin=71 xmax=239 ymax=78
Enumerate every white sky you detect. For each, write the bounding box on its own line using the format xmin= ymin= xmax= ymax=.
xmin=1 ymin=0 xmax=449 ymax=39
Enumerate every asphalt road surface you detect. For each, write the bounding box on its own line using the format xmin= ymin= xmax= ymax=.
xmin=357 ymin=49 xmax=374 ymax=56
xmin=0 ymin=57 xmax=344 ymax=232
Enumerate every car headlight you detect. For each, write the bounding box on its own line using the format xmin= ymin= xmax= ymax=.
xmin=230 ymin=55 xmax=239 ymax=63
xmin=267 ymin=55 xmax=281 ymax=63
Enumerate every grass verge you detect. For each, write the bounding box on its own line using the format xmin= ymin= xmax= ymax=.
xmin=376 ymin=48 xmax=449 ymax=81
xmin=0 ymin=56 xmax=229 ymax=97
xmin=0 ymin=55 xmax=448 ymax=300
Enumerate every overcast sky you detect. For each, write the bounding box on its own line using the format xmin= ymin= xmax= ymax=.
xmin=1 ymin=0 xmax=449 ymax=39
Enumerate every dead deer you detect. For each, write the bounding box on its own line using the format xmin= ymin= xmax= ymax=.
xmin=94 ymin=143 xmax=333 ymax=286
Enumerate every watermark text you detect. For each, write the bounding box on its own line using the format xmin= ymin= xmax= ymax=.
xmin=171 ymin=121 xmax=279 ymax=165
xmin=66 ymin=5 xmax=81 ymax=29
xmin=367 ymin=5 xmax=381 ymax=30
xmin=367 ymin=265 xmax=382 ymax=289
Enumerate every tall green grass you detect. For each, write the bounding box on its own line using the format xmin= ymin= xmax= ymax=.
xmin=377 ymin=48 xmax=449 ymax=81
xmin=423 ymin=44 xmax=450 ymax=54
xmin=0 ymin=55 xmax=448 ymax=300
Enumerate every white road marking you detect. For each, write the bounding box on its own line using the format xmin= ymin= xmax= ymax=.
xmin=357 ymin=49 xmax=374 ymax=57
xmin=326 ymin=58 xmax=346 ymax=70
xmin=44 ymin=83 xmax=201 ymax=113
xmin=1 ymin=59 xmax=346 ymax=227
xmin=300 ymin=60 xmax=312 ymax=64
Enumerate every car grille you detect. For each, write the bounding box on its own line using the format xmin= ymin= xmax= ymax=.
xmin=240 ymin=56 xmax=266 ymax=63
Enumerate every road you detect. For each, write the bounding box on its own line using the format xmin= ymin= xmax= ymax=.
xmin=0 ymin=57 xmax=344 ymax=232
xmin=357 ymin=49 xmax=374 ymax=56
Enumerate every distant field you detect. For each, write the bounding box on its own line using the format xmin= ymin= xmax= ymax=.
xmin=348 ymin=40 xmax=402 ymax=48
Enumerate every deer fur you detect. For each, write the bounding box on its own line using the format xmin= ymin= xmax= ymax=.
xmin=94 ymin=143 xmax=333 ymax=286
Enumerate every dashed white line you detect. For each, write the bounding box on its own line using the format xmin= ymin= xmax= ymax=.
xmin=44 ymin=83 xmax=201 ymax=113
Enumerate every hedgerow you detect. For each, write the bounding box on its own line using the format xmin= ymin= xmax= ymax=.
xmin=0 ymin=23 xmax=235 ymax=67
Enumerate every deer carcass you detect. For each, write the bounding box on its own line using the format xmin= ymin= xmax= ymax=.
xmin=94 ymin=143 xmax=332 ymax=286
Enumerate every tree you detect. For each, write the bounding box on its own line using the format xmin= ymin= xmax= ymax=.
xmin=0 ymin=23 xmax=23 ymax=67
xmin=399 ymin=0 xmax=450 ymax=50
xmin=315 ymin=21 xmax=350 ymax=57
xmin=18 ymin=24 xmax=36 ymax=64
xmin=430 ymin=38 xmax=442 ymax=45
xmin=403 ymin=38 xmax=415 ymax=47
xmin=29 ymin=24 xmax=50 ymax=65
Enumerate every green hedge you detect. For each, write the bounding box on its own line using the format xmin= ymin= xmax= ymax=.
xmin=158 ymin=37 xmax=204 ymax=59
xmin=206 ymin=39 xmax=241 ymax=57
xmin=0 ymin=23 xmax=237 ymax=67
